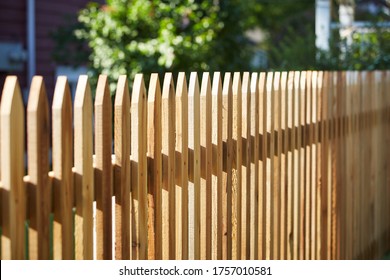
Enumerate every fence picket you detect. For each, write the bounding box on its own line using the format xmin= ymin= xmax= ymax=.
xmin=241 ymin=72 xmax=250 ymax=260
xmin=52 ymin=76 xmax=74 ymax=260
xmin=74 ymin=76 xmax=94 ymax=260
xmin=250 ymin=72 xmax=259 ymax=260
xmin=258 ymin=72 xmax=267 ymax=260
xmin=176 ymin=72 xmax=189 ymax=260
xmin=0 ymin=70 xmax=389 ymax=260
xmin=0 ymin=76 xmax=25 ymax=259
xmin=211 ymin=72 xmax=223 ymax=259
xmin=200 ymin=73 xmax=212 ymax=259
xmin=188 ymin=73 xmax=201 ymax=259
xmin=113 ymin=75 xmax=131 ymax=260
xmin=147 ymin=74 xmax=162 ymax=259
xmin=130 ymin=74 xmax=148 ymax=260
xmin=222 ymin=73 xmax=233 ymax=260
xmin=232 ymin=72 xmax=242 ymax=259
xmin=27 ymin=76 xmax=50 ymax=260
xmin=161 ymin=73 xmax=176 ymax=259
xmin=94 ymin=75 xmax=112 ymax=260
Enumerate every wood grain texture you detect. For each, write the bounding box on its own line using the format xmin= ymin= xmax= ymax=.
xmin=114 ymin=75 xmax=130 ymax=260
xmin=94 ymin=75 xmax=112 ymax=260
xmin=27 ymin=76 xmax=50 ymax=260
xmin=211 ymin=72 xmax=223 ymax=259
xmin=161 ymin=73 xmax=176 ymax=259
xmin=250 ymin=72 xmax=259 ymax=260
xmin=0 ymin=76 xmax=26 ymax=259
xmin=200 ymin=73 xmax=212 ymax=259
xmin=147 ymin=74 xmax=162 ymax=259
xmin=241 ymin=72 xmax=250 ymax=260
xmin=222 ymin=73 xmax=233 ymax=260
xmin=258 ymin=72 xmax=267 ymax=260
xmin=176 ymin=73 xmax=189 ymax=259
xmin=52 ymin=76 xmax=74 ymax=260
xmin=131 ymin=74 xmax=148 ymax=260
xmin=188 ymin=72 xmax=200 ymax=259
xmin=74 ymin=76 xmax=94 ymax=260
xmin=232 ymin=72 xmax=242 ymax=259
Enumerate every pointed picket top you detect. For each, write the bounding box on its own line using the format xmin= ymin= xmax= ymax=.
xmin=222 ymin=72 xmax=232 ymax=97
xmin=27 ymin=76 xmax=50 ymax=260
xmin=52 ymin=76 xmax=74 ymax=260
xmin=250 ymin=72 xmax=259 ymax=260
xmin=94 ymin=74 xmax=112 ymax=260
xmin=131 ymin=74 xmax=148 ymax=260
xmin=74 ymin=75 xmax=92 ymax=110
xmin=74 ymin=75 xmax=94 ymax=260
xmin=113 ymin=75 xmax=131 ymax=260
xmin=211 ymin=72 xmax=223 ymax=260
xmin=188 ymin=72 xmax=201 ymax=259
xmin=1 ymin=76 xmax=25 ymax=259
xmin=148 ymin=74 xmax=162 ymax=103
xmin=231 ymin=72 xmax=242 ymax=259
xmin=147 ymin=73 xmax=162 ymax=259
xmin=189 ymin=72 xmax=200 ymax=97
xmin=177 ymin=72 xmax=188 ymax=98
xmin=200 ymin=72 xmax=211 ymax=97
xmin=176 ymin=72 xmax=189 ymax=259
xmin=115 ymin=75 xmax=130 ymax=164
xmin=161 ymin=72 xmax=176 ymax=260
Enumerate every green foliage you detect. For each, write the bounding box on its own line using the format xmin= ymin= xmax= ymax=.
xmin=317 ymin=26 xmax=390 ymax=70
xmin=76 ymin=0 xmax=256 ymax=91
xmin=267 ymin=24 xmax=317 ymax=71
xmin=50 ymin=15 xmax=90 ymax=66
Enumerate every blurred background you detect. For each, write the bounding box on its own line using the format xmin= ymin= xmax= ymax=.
xmin=0 ymin=0 xmax=389 ymax=101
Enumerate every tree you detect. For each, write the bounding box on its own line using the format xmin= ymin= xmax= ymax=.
xmin=76 ymin=0 xmax=256 ymax=91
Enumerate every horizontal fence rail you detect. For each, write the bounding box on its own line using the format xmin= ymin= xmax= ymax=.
xmin=0 ymin=71 xmax=389 ymax=260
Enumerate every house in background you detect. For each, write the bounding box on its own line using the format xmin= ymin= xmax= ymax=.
xmin=0 ymin=0 xmax=103 ymax=103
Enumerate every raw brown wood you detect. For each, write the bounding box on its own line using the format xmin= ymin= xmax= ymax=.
xmin=304 ymin=71 xmax=312 ymax=260
xmin=250 ymin=72 xmax=259 ymax=260
xmin=114 ymin=75 xmax=130 ymax=260
xmin=94 ymin=75 xmax=112 ymax=260
xmin=286 ymin=71 xmax=295 ymax=260
xmin=211 ymin=72 xmax=223 ymax=259
xmin=279 ymin=71 xmax=288 ymax=260
xmin=52 ymin=76 xmax=74 ymax=260
xmin=265 ymin=72 xmax=274 ymax=259
xmin=241 ymin=72 xmax=250 ymax=260
xmin=222 ymin=73 xmax=233 ymax=260
xmin=272 ymin=72 xmax=281 ymax=260
xmin=176 ymin=73 xmax=189 ymax=259
xmin=131 ymin=74 xmax=148 ymax=260
xmin=147 ymin=74 xmax=162 ymax=259
xmin=258 ymin=72 xmax=267 ymax=260
xmin=1 ymin=70 xmax=390 ymax=260
xmin=298 ymin=71 xmax=306 ymax=260
xmin=188 ymin=72 xmax=200 ymax=259
xmin=74 ymin=76 xmax=94 ymax=260
xmin=27 ymin=76 xmax=50 ymax=260
xmin=161 ymin=73 xmax=176 ymax=259
xmin=232 ymin=72 xmax=242 ymax=259
xmin=0 ymin=76 xmax=26 ymax=259
xmin=292 ymin=71 xmax=300 ymax=260
xmin=200 ymin=73 xmax=212 ymax=259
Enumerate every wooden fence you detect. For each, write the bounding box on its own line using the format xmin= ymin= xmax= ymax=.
xmin=0 ymin=71 xmax=389 ymax=260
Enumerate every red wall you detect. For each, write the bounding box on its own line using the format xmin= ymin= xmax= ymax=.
xmin=0 ymin=0 xmax=104 ymax=102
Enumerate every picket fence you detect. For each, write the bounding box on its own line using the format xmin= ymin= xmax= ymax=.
xmin=0 ymin=71 xmax=389 ymax=260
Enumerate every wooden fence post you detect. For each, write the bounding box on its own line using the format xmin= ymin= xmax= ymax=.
xmin=52 ymin=76 xmax=74 ymax=260
xmin=27 ymin=76 xmax=50 ymax=260
xmin=0 ymin=76 xmax=26 ymax=259
xmin=94 ymin=75 xmax=112 ymax=260
xmin=113 ymin=75 xmax=131 ymax=260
